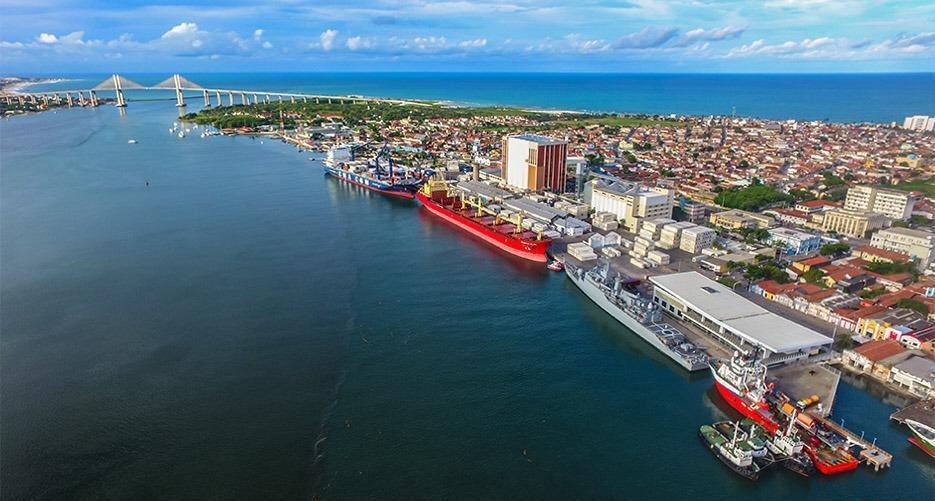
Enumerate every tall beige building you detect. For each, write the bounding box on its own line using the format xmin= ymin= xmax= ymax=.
xmin=870 ymin=227 xmax=935 ymax=267
xmin=588 ymin=180 xmax=674 ymax=232
xmin=821 ymin=209 xmax=886 ymax=238
xmin=844 ymin=185 xmax=917 ymax=221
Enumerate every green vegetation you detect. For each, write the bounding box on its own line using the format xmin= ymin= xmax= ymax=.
xmin=718 ymin=277 xmax=739 ymax=289
xmin=737 ymin=227 xmax=771 ymax=244
xmin=865 ymin=260 xmax=917 ymax=276
xmin=834 ymin=332 xmax=854 ymax=351
xmin=886 ymin=179 xmax=935 ymax=198
xmin=802 ymin=268 xmax=827 ymax=287
xmin=859 ymin=288 xmax=886 ymax=300
xmin=897 ymin=298 xmax=930 ymax=316
xmin=819 ymin=242 xmax=850 ymax=257
xmin=821 ymin=172 xmax=845 ymax=186
xmin=789 ymin=189 xmax=816 ymax=202
xmin=744 ymin=263 xmax=789 ymax=283
xmin=185 ymin=101 xmax=686 ymax=132
xmin=715 ymin=184 xmax=793 ymax=212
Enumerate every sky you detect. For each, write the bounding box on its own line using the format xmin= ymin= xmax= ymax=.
xmin=0 ymin=0 xmax=934 ymax=74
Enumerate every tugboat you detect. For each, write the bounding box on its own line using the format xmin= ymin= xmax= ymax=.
xmin=700 ymin=421 xmax=764 ymax=480
xmin=765 ymin=409 xmax=816 ymax=477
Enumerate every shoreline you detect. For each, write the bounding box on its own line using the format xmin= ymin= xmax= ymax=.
xmin=1 ymin=77 xmax=72 ymax=95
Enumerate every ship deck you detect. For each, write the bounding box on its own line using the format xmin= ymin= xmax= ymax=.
xmin=442 ymin=200 xmax=540 ymax=242
xmin=768 ymin=363 xmax=840 ymax=418
xmin=890 ymin=399 xmax=935 ymax=429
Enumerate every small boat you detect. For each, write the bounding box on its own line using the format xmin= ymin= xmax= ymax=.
xmin=177 ymin=130 xmax=185 ymax=138
xmin=547 ymin=260 xmax=565 ymax=272
xmin=700 ymin=422 xmax=763 ymax=481
xmin=127 ymin=139 xmax=137 ymax=144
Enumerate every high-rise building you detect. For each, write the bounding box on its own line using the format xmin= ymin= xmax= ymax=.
xmin=902 ymin=115 xmax=935 ymax=132
xmin=844 ymin=185 xmax=918 ymax=221
xmin=588 ymin=179 xmax=674 ymax=232
xmin=501 ymin=134 xmax=568 ymax=192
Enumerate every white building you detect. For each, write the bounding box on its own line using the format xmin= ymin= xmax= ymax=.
xmin=767 ymin=227 xmax=822 ymax=255
xmin=889 ymin=356 xmax=935 ymax=399
xmin=588 ymin=180 xmax=674 ymax=232
xmin=903 ymin=115 xmax=935 ymax=132
xmin=679 ymin=226 xmax=717 ymax=254
xmin=870 ymin=227 xmax=935 ymax=267
xmin=844 ymin=185 xmax=918 ymax=221
xmin=658 ymin=221 xmax=696 ymax=249
xmin=649 ymin=272 xmax=831 ymax=365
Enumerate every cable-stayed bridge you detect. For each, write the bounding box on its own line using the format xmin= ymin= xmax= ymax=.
xmin=1 ymin=74 xmax=429 ymax=108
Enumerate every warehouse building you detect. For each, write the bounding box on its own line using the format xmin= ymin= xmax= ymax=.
xmin=649 ymin=272 xmax=831 ymax=365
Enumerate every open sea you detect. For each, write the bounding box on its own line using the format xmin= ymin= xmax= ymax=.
xmin=1 ymin=75 xmax=934 ymax=500
xmin=18 ymin=72 xmax=935 ymax=123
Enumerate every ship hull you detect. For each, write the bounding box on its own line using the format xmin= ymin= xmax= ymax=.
xmin=698 ymin=430 xmax=761 ymax=481
xmin=804 ymin=446 xmax=859 ymax=475
xmin=416 ymin=191 xmax=549 ymax=262
xmin=565 ymin=267 xmax=706 ymax=372
xmin=325 ymin=166 xmax=417 ymax=199
xmin=710 ymin=371 xmax=780 ymax=434
xmin=906 ymin=420 xmax=935 ymax=458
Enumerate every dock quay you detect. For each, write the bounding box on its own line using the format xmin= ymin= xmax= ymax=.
xmin=890 ymin=399 xmax=935 ymax=427
xmin=814 ymin=414 xmax=893 ymax=471
xmin=769 ymin=362 xmax=840 ymax=418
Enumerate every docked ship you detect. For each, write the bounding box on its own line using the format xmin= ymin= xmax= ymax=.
xmin=905 ymin=418 xmax=935 ymax=458
xmin=416 ymin=178 xmax=551 ymax=262
xmin=710 ymin=352 xmax=859 ymax=475
xmin=565 ymin=262 xmax=709 ymax=371
xmin=699 ymin=421 xmax=766 ymax=481
xmin=324 ymin=143 xmax=425 ymax=199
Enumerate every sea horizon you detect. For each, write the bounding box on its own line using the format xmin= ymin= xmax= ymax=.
xmin=11 ymin=72 xmax=935 ymax=124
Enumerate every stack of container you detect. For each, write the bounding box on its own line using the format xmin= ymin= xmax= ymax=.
xmin=554 ymin=217 xmax=592 ymax=236
xmin=554 ymin=200 xmax=590 ymax=218
xmin=567 ymin=242 xmax=598 ymax=261
xmin=602 ymin=247 xmax=622 ymax=257
xmin=587 ymin=233 xmax=606 ymax=249
xmin=592 ymin=212 xmax=619 ymax=231
xmin=658 ymin=221 xmax=697 ymax=250
xmin=604 ymin=232 xmax=622 ymax=247
xmin=647 ymin=249 xmax=671 ymax=265
xmin=639 ymin=217 xmax=675 ymax=240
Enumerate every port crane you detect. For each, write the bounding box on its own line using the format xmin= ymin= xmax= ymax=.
xmin=453 ymin=190 xmax=544 ymax=240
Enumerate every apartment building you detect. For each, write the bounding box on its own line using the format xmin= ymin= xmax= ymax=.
xmin=767 ymin=227 xmax=822 ymax=255
xmin=844 ymin=185 xmax=917 ymax=221
xmin=870 ymin=227 xmax=935 ymax=267
xmin=679 ymin=226 xmax=717 ymax=254
xmin=709 ymin=209 xmax=774 ymax=230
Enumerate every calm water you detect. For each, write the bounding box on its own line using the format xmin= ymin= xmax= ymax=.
xmin=2 ymin=103 xmax=933 ymax=500
xmin=22 ymin=72 xmax=935 ymax=123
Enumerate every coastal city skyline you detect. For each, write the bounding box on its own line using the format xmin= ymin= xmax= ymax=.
xmin=2 ymin=2 xmax=935 ymax=501
xmin=1 ymin=1 xmax=934 ymax=73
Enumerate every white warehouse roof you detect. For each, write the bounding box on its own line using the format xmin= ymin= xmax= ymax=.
xmin=649 ymin=271 xmax=831 ymax=354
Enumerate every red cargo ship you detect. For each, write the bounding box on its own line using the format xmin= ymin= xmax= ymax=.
xmin=416 ymin=179 xmax=551 ymax=262
xmin=710 ymin=353 xmax=859 ymax=475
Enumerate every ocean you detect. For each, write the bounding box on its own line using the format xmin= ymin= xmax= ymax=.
xmin=20 ymin=72 xmax=935 ymax=123
xmin=1 ymin=81 xmax=934 ymax=500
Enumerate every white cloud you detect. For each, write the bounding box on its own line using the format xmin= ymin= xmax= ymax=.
xmin=37 ymin=33 xmax=58 ymax=44
xmin=262 ymin=41 xmax=273 ymax=49
xmin=458 ymin=38 xmax=487 ymax=48
xmin=162 ymin=22 xmax=198 ymax=39
xmin=319 ymin=29 xmax=337 ymax=51
xmin=346 ymin=36 xmax=375 ymax=51
xmin=253 ymin=29 xmax=263 ymax=40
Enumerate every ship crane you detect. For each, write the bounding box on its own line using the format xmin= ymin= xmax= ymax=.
xmin=456 ymin=192 xmax=544 ymax=241
xmin=372 ymin=142 xmax=395 ymax=181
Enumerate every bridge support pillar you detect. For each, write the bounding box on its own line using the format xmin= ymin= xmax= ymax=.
xmin=66 ymin=93 xmax=73 ymax=107
xmin=173 ymin=74 xmax=185 ymax=108
xmin=203 ymin=89 xmax=210 ymax=107
xmin=90 ymin=90 xmax=98 ymax=106
xmin=112 ymin=74 xmax=127 ymax=107
xmin=290 ymin=96 xmax=295 ymax=103
xmin=278 ymin=95 xmax=283 ymax=103
xmin=228 ymin=92 xmax=234 ymax=106
xmin=265 ymin=94 xmax=270 ymax=104
xmin=303 ymin=96 xmax=307 ymax=103
xmin=18 ymin=95 xmax=24 ymax=105
xmin=215 ymin=91 xmax=221 ymax=107
xmin=241 ymin=93 xmax=247 ymax=105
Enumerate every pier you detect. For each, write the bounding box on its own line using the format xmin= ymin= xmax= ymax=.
xmin=813 ymin=414 xmax=893 ymax=471
xmin=0 ymin=73 xmax=432 ymax=110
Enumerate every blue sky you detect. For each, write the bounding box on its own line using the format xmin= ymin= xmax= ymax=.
xmin=1 ymin=0 xmax=933 ymax=73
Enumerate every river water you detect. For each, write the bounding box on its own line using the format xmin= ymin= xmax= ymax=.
xmin=1 ymin=103 xmax=932 ymax=500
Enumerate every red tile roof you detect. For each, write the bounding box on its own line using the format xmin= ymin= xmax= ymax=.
xmin=852 ymin=340 xmax=906 ymax=362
